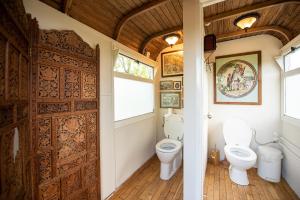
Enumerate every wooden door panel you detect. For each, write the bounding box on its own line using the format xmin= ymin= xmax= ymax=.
xmin=32 ymin=30 xmax=100 ymax=200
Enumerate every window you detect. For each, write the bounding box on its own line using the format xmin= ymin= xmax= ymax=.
xmin=283 ymin=47 xmax=300 ymax=120
xmin=114 ymin=54 xmax=154 ymax=121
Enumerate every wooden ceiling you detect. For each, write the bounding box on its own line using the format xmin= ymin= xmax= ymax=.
xmin=39 ymin=0 xmax=300 ymax=60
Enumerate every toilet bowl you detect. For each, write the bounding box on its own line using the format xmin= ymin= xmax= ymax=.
xmin=223 ymin=118 xmax=257 ymax=185
xmin=156 ymin=112 xmax=183 ymax=180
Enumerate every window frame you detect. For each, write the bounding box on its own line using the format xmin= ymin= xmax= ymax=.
xmin=113 ymin=53 xmax=155 ymax=122
xmin=281 ymin=47 xmax=300 ymax=126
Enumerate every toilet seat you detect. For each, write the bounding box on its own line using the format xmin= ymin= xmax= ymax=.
xmin=225 ymin=145 xmax=256 ymax=162
xmin=156 ymin=139 xmax=182 ymax=153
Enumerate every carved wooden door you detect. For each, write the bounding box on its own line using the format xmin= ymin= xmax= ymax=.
xmin=31 ymin=30 xmax=100 ymax=200
xmin=0 ymin=0 xmax=33 ymax=199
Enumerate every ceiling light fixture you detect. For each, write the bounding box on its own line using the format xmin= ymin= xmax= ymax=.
xmin=164 ymin=33 xmax=180 ymax=47
xmin=234 ymin=13 xmax=260 ymax=31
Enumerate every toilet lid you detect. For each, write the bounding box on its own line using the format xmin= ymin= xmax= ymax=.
xmin=164 ymin=114 xmax=183 ymax=140
xmin=223 ymin=118 xmax=253 ymax=146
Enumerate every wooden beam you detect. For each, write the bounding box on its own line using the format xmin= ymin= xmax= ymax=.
xmin=216 ymin=26 xmax=292 ymax=44
xmin=139 ymin=25 xmax=292 ymax=55
xmin=62 ymin=0 xmax=73 ymax=14
xmin=204 ymin=0 xmax=300 ymax=23
xmin=139 ymin=25 xmax=182 ymax=54
xmin=113 ymin=0 xmax=169 ymax=40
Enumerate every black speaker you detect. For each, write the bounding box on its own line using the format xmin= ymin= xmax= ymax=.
xmin=204 ymin=34 xmax=216 ymax=52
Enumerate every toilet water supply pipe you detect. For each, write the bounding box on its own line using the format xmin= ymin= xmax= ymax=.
xmin=251 ymin=129 xmax=279 ymax=145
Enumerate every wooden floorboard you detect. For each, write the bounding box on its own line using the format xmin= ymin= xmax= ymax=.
xmin=109 ymin=156 xmax=299 ymax=200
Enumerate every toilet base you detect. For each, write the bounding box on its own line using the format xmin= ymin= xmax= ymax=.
xmin=229 ymin=165 xmax=249 ymax=185
xmin=160 ymin=152 xmax=182 ymax=180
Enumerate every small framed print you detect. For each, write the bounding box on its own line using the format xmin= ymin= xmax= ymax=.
xmin=160 ymin=81 xmax=173 ymax=90
xmin=160 ymin=92 xmax=181 ymax=109
xmin=173 ymin=81 xmax=181 ymax=90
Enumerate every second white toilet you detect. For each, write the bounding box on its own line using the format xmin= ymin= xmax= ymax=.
xmin=223 ymin=118 xmax=257 ymax=185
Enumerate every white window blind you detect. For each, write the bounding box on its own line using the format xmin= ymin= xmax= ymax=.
xmin=114 ymin=54 xmax=154 ymax=121
xmin=283 ymin=47 xmax=300 ymax=120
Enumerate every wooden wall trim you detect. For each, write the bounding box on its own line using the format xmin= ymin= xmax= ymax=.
xmin=216 ymin=26 xmax=292 ymax=44
xmin=204 ymin=0 xmax=300 ymax=23
xmin=62 ymin=0 xmax=73 ymax=14
xmin=139 ymin=25 xmax=182 ymax=54
xmin=113 ymin=0 xmax=169 ymax=40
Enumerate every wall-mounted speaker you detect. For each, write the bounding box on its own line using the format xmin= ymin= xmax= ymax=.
xmin=204 ymin=34 xmax=216 ymax=52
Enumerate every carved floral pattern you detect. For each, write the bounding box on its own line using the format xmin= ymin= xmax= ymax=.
xmin=39 ymin=48 xmax=96 ymax=71
xmin=37 ymin=118 xmax=51 ymax=149
xmin=38 ymin=102 xmax=70 ymax=114
xmin=39 ymin=30 xmax=95 ymax=59
xmin=83 ymin=161 xmax=97 ymax=187
xmin=75 ymin=101 xmax=97 ymax=111
xmin=20 ymin=55 xmax=29 ymax=99
xmin=82 ymin=72 xmax=96 ymax=99
xmin=39 ymin=180 xmax=60 ymax=200
xmin=61 ymin=170 xmax=82 ymax=199
xmin=38 ymin=65 xmax=59 ymax=98
xmin=86 ymin=112 xmax=97 ymax=160
xmin=38 ymin=151 xmax=52 ymax=183
xmin=64 ymin=69 xmax=80 ymax=98
xmin=56 ymin=115 xmax=86 ymax=161
xmin=34 ymin=30 xmax=99 ymax=199
xmin=8 ymin=45 xmax=19 ymax=99
xmin=57 ymin=156 xmax=85 ymax=175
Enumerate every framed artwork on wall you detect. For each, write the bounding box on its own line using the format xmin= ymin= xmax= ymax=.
xmin=161 ymin=50 xmax=183 ymax=77
xmin=214 ymin=51 xmax=262 ymax=105
xmin=160 ymin=92 xmax=181 ymax=108
xmin=173 ymin=81 xmax=181 ymax=90
xmin=160 ymin=80 xmax=173 ymax=90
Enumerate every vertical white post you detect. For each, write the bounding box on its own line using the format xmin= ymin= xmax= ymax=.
xmin=183 ymin=0 xmax=205 ymax=199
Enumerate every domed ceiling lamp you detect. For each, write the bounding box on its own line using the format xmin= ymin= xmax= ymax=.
xmin=164 ymin=33 xmax=180 ymax=47
xmin=234 ymin=13 xmax=260 ymax=32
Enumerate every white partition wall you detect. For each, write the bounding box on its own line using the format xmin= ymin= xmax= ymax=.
xmin=183 ymin=0 xmax=206 ymax=199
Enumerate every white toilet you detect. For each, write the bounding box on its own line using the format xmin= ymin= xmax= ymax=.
xmin=223 ymin=118 xmax=257 ymax=185
xmin=156 ymin=111 xmax=183 ymax=180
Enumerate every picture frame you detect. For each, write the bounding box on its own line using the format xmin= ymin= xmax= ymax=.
xmin=160 ymin=92 xmax=181 ymax=108
xmin=214 ymin=51 xmax=262 ymax=105
xmin=161 ymin=50 xmax=183 ymax=77
xmin=173 ymin=81 xmax=181 ymax=90
xmin=160 ymin=80 xmax=173 ymax=90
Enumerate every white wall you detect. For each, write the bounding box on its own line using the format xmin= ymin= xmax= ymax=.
xmin=114 ymin=114 xmax=156 ymax=187
xmin=279 ymin=35 xmax=300 ymax=197
xmin=23 ymin=1 xmax=158 ymax=199
xmin=207 ymin=35 xmax=282 ymax=160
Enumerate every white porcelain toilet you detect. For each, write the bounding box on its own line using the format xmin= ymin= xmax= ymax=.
xmin=156 ymin=111 xmax=183 ymax=180
xmin=223 ymin=118 xmax=257 ymax=185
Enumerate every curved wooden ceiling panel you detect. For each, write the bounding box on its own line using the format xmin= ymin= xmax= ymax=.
xmin=39 ymin=0 xmax=300 ymax=60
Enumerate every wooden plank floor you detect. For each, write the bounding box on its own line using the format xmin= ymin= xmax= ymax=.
xmin=109 ymin=156 xmax=299 ymax=200
xmin=204 ymin=163 xmax=299 ymax=200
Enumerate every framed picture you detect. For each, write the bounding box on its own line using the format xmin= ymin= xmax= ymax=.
xmin=160 ymin=92 xmax=181 ymax=108
xmin=173 ymin=81 xmax=181 ymax=90
xmin=214 ymin=51 xmax=262 ymax=105
xmin=161 ymin=50 xmax=183 ymax=77
xmin=160 ymin=81 xmax=173 ymax=90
